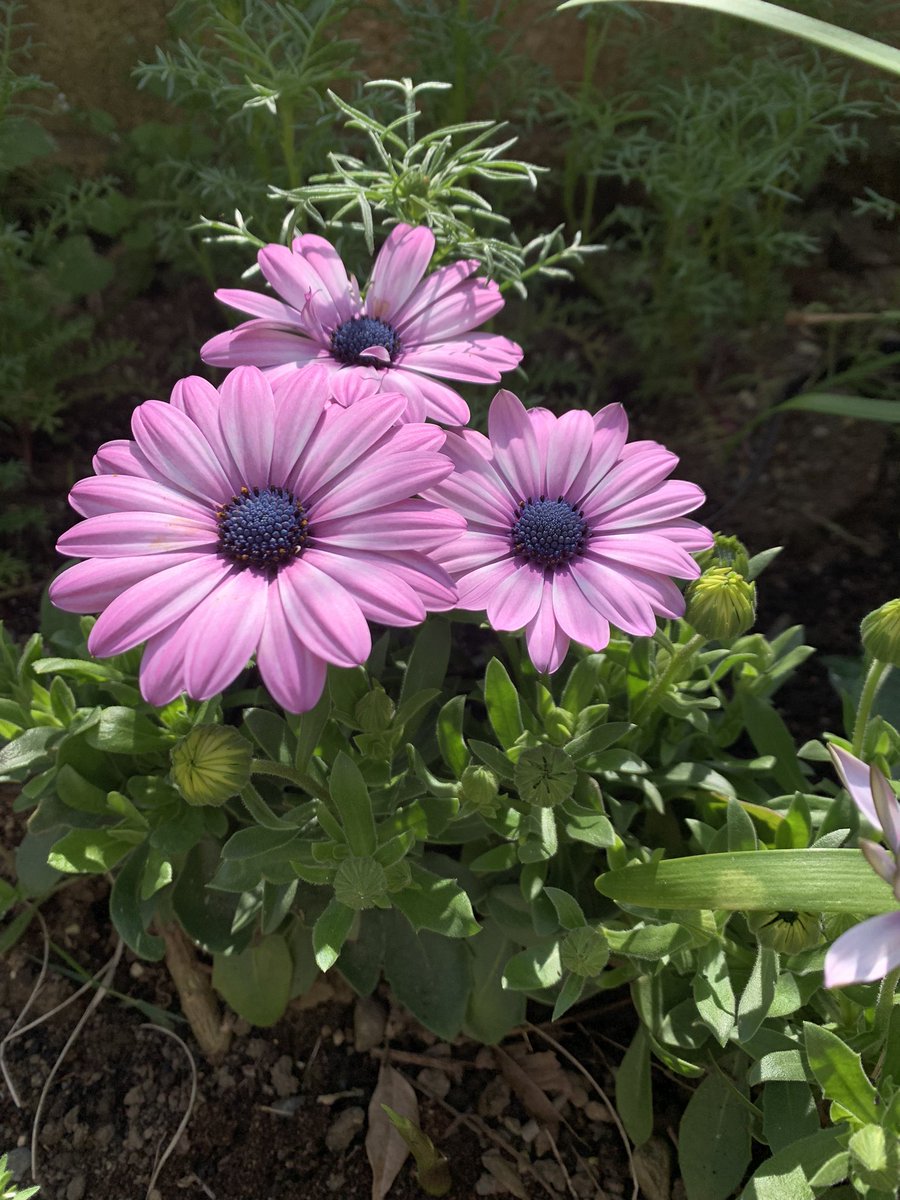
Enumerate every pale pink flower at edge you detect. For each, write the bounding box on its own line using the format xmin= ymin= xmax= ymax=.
xmin=201 ymin=224 xmax=523 ymax=425
xmin=48 ymin=367 xmax=463 ymax=713
xmin=824 ymin=745 xmax=900 ymax=987
xmin=426 ymin=389 xmax=713 ymax=673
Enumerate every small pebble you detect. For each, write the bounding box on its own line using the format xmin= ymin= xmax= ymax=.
xmin=66 ymin=1175 xmax=86 ymax=1200
xmin=325 ymin=1105 xmax=365 ymax=1153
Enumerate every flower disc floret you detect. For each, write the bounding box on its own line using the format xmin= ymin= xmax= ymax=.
xmin=331 ymin=316 xmax=400 ymax=366
xmin=426 ymin=389 xmax=713 ymax=674
xmin=201 ymin=225 xmax=523 ymax=425
xmin=49 ymin=366 xmax=463 ymax=713
xmin=216 ymin=485 xmax=309 ymax=571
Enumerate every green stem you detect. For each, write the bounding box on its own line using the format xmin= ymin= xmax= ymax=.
xmin=250 ymin=759 xmax=327 ymax=801
xmin=632 ymin=632 xmax=706 ymax=725
xmin=851 ymin=659 xmax=891 ymax=756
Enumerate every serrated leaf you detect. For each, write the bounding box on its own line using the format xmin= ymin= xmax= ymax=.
xmin=803 ymin=1023 xmax=878 ymax=1125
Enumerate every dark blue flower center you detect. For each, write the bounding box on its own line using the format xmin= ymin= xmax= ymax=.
xmin=331 ymin=316 xmax=400 ymax=367
xmin=216 ymin=486 xmax=309 ymax=572
xmin=511 ymin=497 xmax=588 ymax=568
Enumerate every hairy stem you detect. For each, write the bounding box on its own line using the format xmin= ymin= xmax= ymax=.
xmin=851 ymin=658 xmax=891 ymax=757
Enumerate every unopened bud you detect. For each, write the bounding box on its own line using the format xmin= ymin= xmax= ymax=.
xmin=695 ymin=532 xmax=751 ymax=578
xmin=333 ymin=856 xmax=389 ymax=910
xmin=860 ymin=598 xmax=900 ymax=667
xmin=514 ymin=745 xmax=577 ymax=808
xmin=685 ymin=568 xmax=756 ymax=641
xmin=459 ymin=765 xmax=500 ymax=813
xmin=170 ymin=724 xmax=252 ymax=806
xmin=560 ymin=926 xmax=609 ymax=977
xmin=354 ymin=686 xmax=395 ymax=733
xmin=747 ymin=910 xmax=821 ymax=954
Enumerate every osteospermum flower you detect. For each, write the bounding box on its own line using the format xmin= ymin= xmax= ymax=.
xmin=427 ymin=390 xmax=712 ymax=673
xmin=824 ymin=746 xmax=900 ymax=986
xmin=200 ymin=225 xmax=522 ymax=425
xmin=49 ymin=367 xmax=463 ymax=712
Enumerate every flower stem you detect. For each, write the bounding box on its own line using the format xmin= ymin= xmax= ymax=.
xmin=632 ymin=632 xmax=706 ymax=725
xmin=851 ymin=658 xmax=891 ymax=756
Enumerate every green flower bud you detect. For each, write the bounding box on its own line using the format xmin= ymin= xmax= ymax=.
xmin=695 ymin=532 xmax=751 ymax=578
xmin=747 ymin=910 xmax=821 ymax=954
xmin=685 ymin=567 xmax=756 ymax=641
xmin=170 ymin=724 xmax=252 ymax=807
xmin=333 ymin=856 xmax=389 ymax=910
xmin=514 ymin=745 xmax=577 ymax=808
xmin=458 ymin=765 xmax=501 ymax=814
xmin=860 ymin=598 xmax=900 ymax=667
xmin=560 ymin=925 xmax=609 ymax=977
xmin=354 ymin=685 xmax=395 ymax=733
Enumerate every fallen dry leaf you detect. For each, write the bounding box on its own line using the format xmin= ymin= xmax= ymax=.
xmin=494 ymin=1046 xmax=561 ymax=1138
xmin=366 ymin=1062 xmax=419 ymax=1200
xmin=480 ymin=1149 xmax=531 ymax=1199
xmin=633 ymin=1135 xmax=672 ymax=1200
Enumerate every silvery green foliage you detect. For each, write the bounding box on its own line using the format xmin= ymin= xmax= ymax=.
xmin=201 ymin=79 xmax=603 ymax=296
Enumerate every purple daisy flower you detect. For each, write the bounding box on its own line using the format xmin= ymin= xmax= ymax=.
xmin=427 ymin=390 xmax=712 ymax=673
xmin=824 ymin=745 xmax=900 ymax=987
xmin=200 ymin=224 xmax=523 ymax=426
xmin=49 ymin=367 xmax=463 ymax=713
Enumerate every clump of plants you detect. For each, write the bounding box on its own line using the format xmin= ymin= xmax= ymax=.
xmin=2 ymin=2 xmax=900 ymax=1198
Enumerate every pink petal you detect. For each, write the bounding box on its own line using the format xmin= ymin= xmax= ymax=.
xmin=291 ymin=234 xmax=356 ymax=323
xmin=486 ymin=562 xmax=544 ymax=631
xmin=593 ymin=480 xmax=707 ymax=530
xmin=139 ymin=624 xmax=190 ymax=707
xmin=312 ymin=501 xmax=465 ymax=552
xmin=400 ymin=333 xmax=522 ymax=382
xmin=276 ymin=558 xmax=370 ymax=667
xmin=182 ymin=570 xmax=268 ymax=699
xmin=49 ymin=552 xmax=200 ymax=613
xmin=871 ymin=768 xmax=900 ymax=854
xmin=398 ymin=276 xmax=504 ymax=342
xmin=389 ymin=259 xmax=479 ymax=328
xmin=376 ymin=551 xmax=458 ymax=612
xmin=131 ymin=400 xmax=233 ymax=505
xmin=304 ymin=547 xmax=426 ymax=626
xmin=328 ymin=368 xmax=384 ymax=409
xmin=569 ymin=557 xmax=657 ymax=637
xmin=169 ymin=375 xmax=220 ymax=413
xmin=201 ymin=323 xmax=328 ymax=369
xmin=372 ymin=368 xmax=428 ymax=423
xmin=68 ymin=475 xmax=212 ymax=522
xmin=168 ymin=377 xmax=242 ymax=491
xmin=824 ymin=911 xmax=900 ymax=986
xmin=57 ymin=512 xmax=217 ymax=558
xmin=93 ymin=439 xmax=167 ymax=485
xmin=218 ymin=367 xmax=275 ymax=488
xmin=291 ymin=394 xmax=408 ymax=499
xmin=256 ymin=599 xmax=328 ymax=712
xmin=602 ymin=564 xmax=686 ymax=619
xmin=829 ymin=746 xmax=880 ymax=829
xmin=455 ymin=557 xmax=518 ymax=610
xmin=638 ymin=518 xmax=714 ymax=552
xmin=569 ymin=404 xmax=629 ymax=505
xmin=310 ymin=451 xmax=453 ymax=521
xmin=525 ymin=580 xmax=570 ymax=674
xmin=544 ymin=409 xmax=594 ymax=500
xmin=438 ymin=531 xmax=513 ymax=575
xmin=258 ymin=243 xmax=329 ymax=316
xmin=860 ymin=839 xmax=897 ymax=887
xmin=87 ymin=555 xmax=227 ymax=657
xmin=551 ymin=570 xmax=611 ymax=651
xmin=488 ymin=389 xmax=542 ymax=500
xmin=214 ymin=286 xmax=300 ymax=326
xmin=269 ymin=370 xmax=330 ymax=486
xmin=366 ymin=224 xmax=436 ymax=321
xmin=588 ymin=532 xmax=701 ymax=579
xmin=427 ymin=433 xmax=514 ymax=526
xmin=582 ymin=446 xmax=679 ymax=520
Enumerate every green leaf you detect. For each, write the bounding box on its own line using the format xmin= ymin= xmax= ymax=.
xmin=740 ymin=1127 xmax=847 ymax=1200
xmin=0 ymin=115 xmax=57 ymax=168
xmin=437 ymin=695 xmax=469 ymax=778
xmin=558 ymin=0 xmax=900 ymax=77
xmin=679 ymin=1072 xmax=752 ymax=1200
xmin=748 ymin=1050 xmax=809 ymax=1085
xmin=48 ymin=827 xmax=141 ymax=874
xmin=561 ymin=654 xmax=605 ymax=715
xmin=399 ymin=618 xmax=450 ymax=720
xmin=742 ymin=696 xmax=806 ymax=793
xmin=616 ymin=1025 xmax=653 ymax=1147
xmin=391 ymin=864 xmax=480 ymax=938
xmin=382 ymin=911 xmax=469 ymax=1040
xmin=465 ymin=921 xmax=527 ymax=1043
xmin=109 ymin=846 xmax=166 ymax=960
xmin=778 ymin=394 xmax=900 ymax=423
xmin=727 ymin=798 xmax=759 ymax=851
xmin=171 ymin=841 xmax=254 ymax=955
xmin=605 ymin=923 xmax=696 ymax=960
xmin=0 ymin=726 xmax=58 ymax=776
xmin=692 ymin=944 xmax=736 ymax=1046
xmin=48 ymin=234 xmax=114 ymax=297
xmin=313 ymin=898 xmax=355 ymax=971
xmin=802 ymin=1023 xmax=878 ymax=1125
xmin=381 ymin=1106 xmax=452 ymax=1197
xmin=596 ymin=851 xmax=900 ymax=914
xmin=565 ymin=721 xmax=632 ymax=763
xmin=502 ymin=941 xmax=562 ymax=991
xmin=543 ymin=887 xmax=585 ymax=930
xmin=737 ymin=945 xmax=779 ymax=1043
xmin=86 ymin=707 xmax=168 ymax=755
xmin=552 ymin=973 xmax=585 ymax=1020
xmin=243 ymin=708 xmax=296 ymax=765
xmin=212 ymin=934 xmax=293 ymax=1027
xmin=330 ymin=752 xmax=376 ymax=856
xmin=484 ymin=658 xmax=524 ymax=750
xmin=762 ymin=1083 xmax=820 ymax=1155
